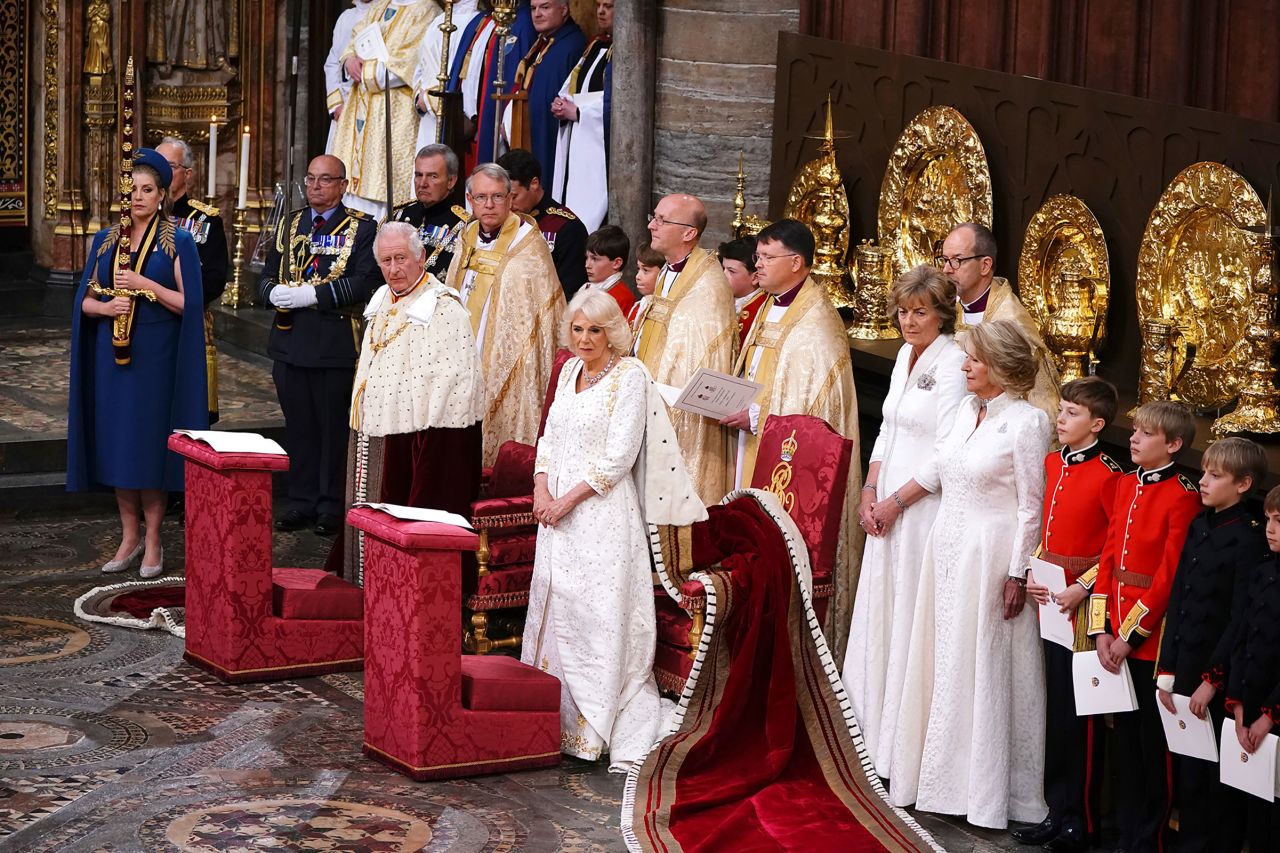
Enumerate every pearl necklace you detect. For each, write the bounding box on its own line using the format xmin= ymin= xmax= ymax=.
xmin=582 ymin=353 xmax=618 ymax=388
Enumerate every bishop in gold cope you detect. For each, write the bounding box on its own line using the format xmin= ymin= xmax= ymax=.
xmin=632 ymin=193 xmax=736 ymax=505
xmin=721 ymin=218 xmax=862 ymax=657
xmin=444 ymin=162 xmax=565 ymax=465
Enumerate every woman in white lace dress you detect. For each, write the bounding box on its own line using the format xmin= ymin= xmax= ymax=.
xmin=842 ymin=266 xmax=967 ymax=779
xmin=523 ymin=288 xmax=701 ymax=773
xmin=888 ymin=319 xmax=1051 ymax=829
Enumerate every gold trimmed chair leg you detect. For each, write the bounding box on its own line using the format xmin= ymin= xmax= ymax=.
xmin=687 ymin=608 xmax=704 ymax=659
xmin=464 ymin=610 xmax=494 ymax=655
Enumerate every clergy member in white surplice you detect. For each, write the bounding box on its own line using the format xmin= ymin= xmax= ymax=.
xmin=524 ymin=288 xmax=705 ymax=773
xmin=324 ymin=0 xmax=377 ymax=154
xmin=549 ymin=0 xmax=614 ymax=232
xmin=329 ymin=220 xmax=484 ymax=580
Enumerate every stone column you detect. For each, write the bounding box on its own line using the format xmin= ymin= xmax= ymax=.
xmin=610 ymin=0 xmax=657 ymax=261
xmin=652 ymin=0 xmax=799 ymax=245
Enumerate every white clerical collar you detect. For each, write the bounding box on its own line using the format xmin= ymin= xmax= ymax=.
xmin=588 ymin=272 xmax=623 ymax=291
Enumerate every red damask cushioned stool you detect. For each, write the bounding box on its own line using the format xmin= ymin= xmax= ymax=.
xmin=348 ymin=506 xmax=561 ymax=780
xmin=170 ymin=435 xmax=365 ymax=683
xmin=271 ymin=567 xmax=365 ymax=621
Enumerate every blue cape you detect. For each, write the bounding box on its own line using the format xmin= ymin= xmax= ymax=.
xmin=66 ymin=223 xmax=209 ymax=492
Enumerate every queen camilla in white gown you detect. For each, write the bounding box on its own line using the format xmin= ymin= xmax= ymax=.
xmin=888 ymin=374 xmax=1050 ymax=828
xmin=523 ymin=357 xmax=658 ymax=769
xmin=842 ymin=331 xmax=967 ymax=779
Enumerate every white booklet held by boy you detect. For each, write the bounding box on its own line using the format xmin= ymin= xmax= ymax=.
xmin=1030 ymin=556 xmax=1076 ymax=650
xmin=353 ymin=502 xmax=473 ymax=530
xmin=1072 ymin=651 xmax=1139 ymax=715
xmin=173 ymin=430 xmax=286 ymax=456
xmin=1156 ymin=691 xmax=1220 ymax=762
xmin=1219 ymin=719 xmax=1279 ymax=801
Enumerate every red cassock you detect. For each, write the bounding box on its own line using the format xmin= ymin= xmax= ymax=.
xmin=1040 ymin=443 xmax=1124 ymax=624
xmin=1088 ymin=463 xmax=1202 ymax=661
xmin=735 ymin=289 xmax=768 ymax=349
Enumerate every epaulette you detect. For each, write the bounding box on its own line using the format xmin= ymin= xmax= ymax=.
xmin=451 ymin=204 xmax=472 ymax=223
xmin=348 ymin=209 xmax=371 ymax=220
xmin=545 ymin=204 xmax=576 ymax=221
xmin=1099 ymin=453 xmax=1124 ymax=473
xmin=1178 ymin=473 xmax=1198 ymax=492
xmin=188 ymin=198 xmax=220 ymax=217
xmin=393 ymin=200 xmax=415 ymax=211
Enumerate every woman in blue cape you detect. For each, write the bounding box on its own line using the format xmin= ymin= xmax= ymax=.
xmin=66 ymin=148 xmax=208 ymax=579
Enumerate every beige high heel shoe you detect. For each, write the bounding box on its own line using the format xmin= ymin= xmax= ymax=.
xmin=101 ymin=542 xmax=144 ymax=574
xmin=139 ymin=546 xmax=164 ymax=579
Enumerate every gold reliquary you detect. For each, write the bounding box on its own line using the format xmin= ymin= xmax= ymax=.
xmin=1018 ymin=194 xmax=1110 ymax=382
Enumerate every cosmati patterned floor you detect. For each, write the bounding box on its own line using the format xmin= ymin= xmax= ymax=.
xmin=0 ymin=504 xmax=1020 ymax=853
xmin=0 ymin=509 xmax=629 ymax=852
xmin=0 ymin=321 xmax=281 ymax=441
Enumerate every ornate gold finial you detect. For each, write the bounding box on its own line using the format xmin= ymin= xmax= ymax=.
xmin=731 ymin=153 xmax=746 ymax=238
xmin=821 ymin=95 xmax=835 ymax=153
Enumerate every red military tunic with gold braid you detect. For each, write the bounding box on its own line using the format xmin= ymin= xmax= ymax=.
xmin=735 ymin=289 xmax=768 ymax=349
xmin=1087 ymin=462 xmax=1202 ymax=661
xmin=1040 ymin=442 xmax=1124 ymax=643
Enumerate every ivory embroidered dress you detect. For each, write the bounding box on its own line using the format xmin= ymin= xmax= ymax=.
xmin=888 ymin=393 xmax=1050 ymax=829
xmin=841 ymin=333 xmax=966 ymax=779
xmin=522 ymin=357 xmax=677 ymax=769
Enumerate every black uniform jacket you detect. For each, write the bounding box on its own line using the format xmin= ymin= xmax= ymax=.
xmin=257 ymin=206 xmax=380 ymax=369
xmin=173 ymin=195 xmax=228 ymax=305
xmin=1157 ymin=502 xmax=1268 ymax=695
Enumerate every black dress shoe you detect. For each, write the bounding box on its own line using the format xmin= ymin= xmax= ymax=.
xmin=313 ymin=514 xmax=342 ymax=536
xmin=275 ymin=510 xmax=315 ymax=532
xmin=1011 ymin=818 xmax=1060 ymax=845
xmin=1043 ymin=825 xmax=1088 ymax=852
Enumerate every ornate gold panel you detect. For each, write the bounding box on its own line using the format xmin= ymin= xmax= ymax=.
xmin=1135 ymin=162 xmax=1266 ymax=410
xmin=877 ymin=106 xmax=993 ymax=279
xmin=1018 ymin=195 xmax=1110 ymax=381
xmin=42 ymin=0 xmax=58 ymax=219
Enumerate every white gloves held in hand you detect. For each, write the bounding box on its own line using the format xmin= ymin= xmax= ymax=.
xmin=269 ymin=285 xmax=319 ymax=310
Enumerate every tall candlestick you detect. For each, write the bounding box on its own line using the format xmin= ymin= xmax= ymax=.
xmin=207 ymin=116 xmax=218 ymax=199
xmin=237 ymin=126 xmax=251 ymax=210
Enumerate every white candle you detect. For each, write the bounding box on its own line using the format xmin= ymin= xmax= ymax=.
xmin=237 ymin=126 xmax=251 ymax=209
xmin=207 ymin=116 xmax=218 ymax=199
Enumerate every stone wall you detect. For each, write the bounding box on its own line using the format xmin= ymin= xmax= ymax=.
xmin=652 ymin=0 xmax=799 ymax=245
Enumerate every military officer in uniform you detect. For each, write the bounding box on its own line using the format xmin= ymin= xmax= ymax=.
xmin=386 ymin=143 xmax=465 ymax=281
xmin=497 ymin=148 xmax=588 ymax=299
xmin=258 ymin=154 xmax=380 ymax=536
xmin=158 ymin=136 xmax=228 ymax=424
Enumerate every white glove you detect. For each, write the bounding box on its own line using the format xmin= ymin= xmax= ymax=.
xmin=268 ymin=286 xmax=293 ymax=308
xmin=291 ymin=285 xmax=319 ymax=309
